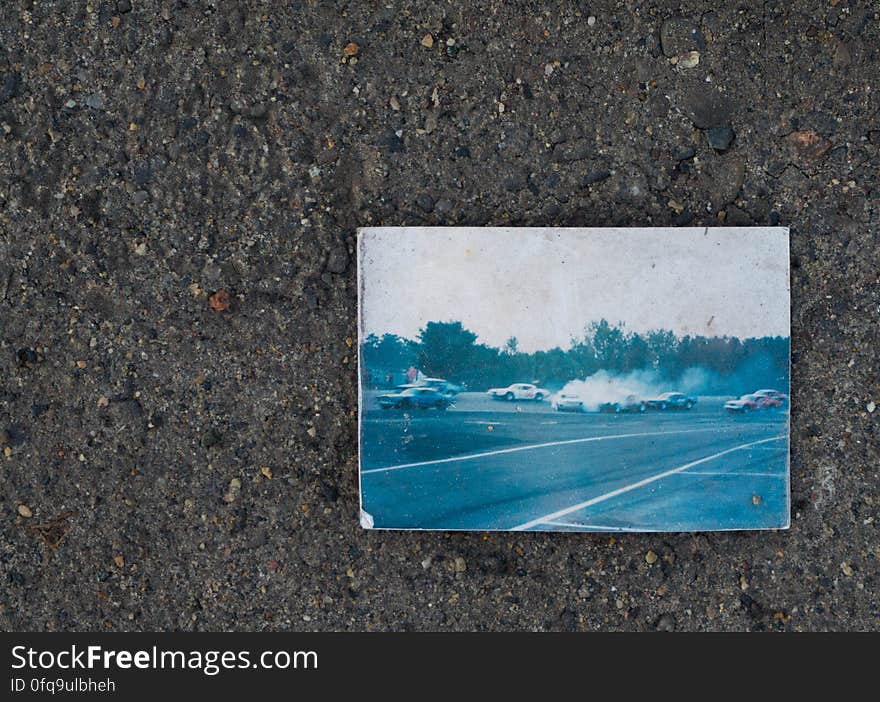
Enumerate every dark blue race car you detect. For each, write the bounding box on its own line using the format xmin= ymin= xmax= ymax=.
xmin=378 ymin=387 xmax=453 ymax=410
xmin=645 ymin=391 xmax=697 ymax=410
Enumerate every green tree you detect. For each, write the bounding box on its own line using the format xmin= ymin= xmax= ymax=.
xmin=416 ymin=321 xmax=478 ymax=379
xmin=361 ymin=333 xmax=416 ymax=371
xmin=623 ymin=332 xmax=650 ymax=372
xmin=589 ymin=319 xmax=627 ymax=371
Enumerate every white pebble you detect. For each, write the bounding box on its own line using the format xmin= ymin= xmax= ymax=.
xmin=867 ymin=401 xmax=876 ymax=413
xmin=587 ymin=16 xmax=596 ymax=26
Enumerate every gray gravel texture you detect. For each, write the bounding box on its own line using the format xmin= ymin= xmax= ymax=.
xmin=1 ymin=1 xmax=878 ymax=632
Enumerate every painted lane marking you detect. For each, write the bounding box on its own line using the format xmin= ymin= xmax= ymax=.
xmin=510 ymin=435 xmax=786 ymax=531
xmin=362 ymin=427 xmax=732 ymax=475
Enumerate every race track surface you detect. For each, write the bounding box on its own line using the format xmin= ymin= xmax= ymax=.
xmin=361 ymin=393 xmax=789 ymax=531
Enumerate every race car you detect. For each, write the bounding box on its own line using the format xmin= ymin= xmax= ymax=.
xmin=378 ymin=387 xmax=453 ymax=410
xmin=599 ymin=394 xmax=647 ymax=413
xmin=757 ymin=395 xmax=783 ymax=408
xmin=725 ymin=393 xmax=782 ymax=413
xmin=418 ymin=377 xmax=463 ymax=398
xmin=724 ymin=394 xmax=762 ymax=412
xmin=552 ymin=393 xmax=586 ymax=412
xmin=487 ymin=383 xmax=549 ymax=401
xmin=645 ymin=392 xmax=697 ymax=410
xmin=753 ymin=389 xmax=788 ymax=404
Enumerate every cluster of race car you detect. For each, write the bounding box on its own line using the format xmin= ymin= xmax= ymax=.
xmin=491 ymin=385 xmax=698 ymax=413
xmin=551 ymin=388 xmax=787 ymax=414
xmin=374 ymin=379 xmax=787 ymax=414
xmin=722 ymin=389 xmax=788 ymax=412
xmin=375 ymin=377 xmax=462 ymax=409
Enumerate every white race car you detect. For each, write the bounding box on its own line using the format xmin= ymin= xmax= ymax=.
xmin=487 ymin=383 xmax=549 ymax=402
xmin=552 ymin=393 xmax=586 ymax=412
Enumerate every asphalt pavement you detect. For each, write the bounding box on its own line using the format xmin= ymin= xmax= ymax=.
xmin=361 ymin=393 xmax=789 ymax=531
xmin=3 ymin=0 xmax=875 ymax=632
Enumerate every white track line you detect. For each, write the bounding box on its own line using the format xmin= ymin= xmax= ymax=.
xmin=510 ymin=435 xmax=786 ymax=531
xmin=361 ymin=427 xmax=723 ymax=475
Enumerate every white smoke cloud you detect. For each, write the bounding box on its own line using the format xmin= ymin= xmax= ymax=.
xmin=555 ymin=368 xmax=713 ymax=412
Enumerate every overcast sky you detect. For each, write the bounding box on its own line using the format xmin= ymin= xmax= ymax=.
xmin=359 ymin=227 xmax=790 ymax=353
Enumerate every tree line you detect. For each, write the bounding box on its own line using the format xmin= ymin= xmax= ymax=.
xmin=361 ymin=320 xmax=789 ymax=393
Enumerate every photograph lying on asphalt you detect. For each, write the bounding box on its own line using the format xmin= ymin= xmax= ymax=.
xmin=358 ymin=227 xmax=790 ymax=532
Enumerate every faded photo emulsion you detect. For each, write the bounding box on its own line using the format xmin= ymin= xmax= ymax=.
xmin=358 ymin=227 xmax=790 ymax=532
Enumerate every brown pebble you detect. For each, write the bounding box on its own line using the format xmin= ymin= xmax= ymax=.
xmin=209 ymin=289 xmax=230 ymax=311
xmin=421 ymin=34 xmax=434 ymax=48
xmin=18 ymin=504 xmax=33 ymax=518
xmin=343 ymin=42 xmax=359 ymax=56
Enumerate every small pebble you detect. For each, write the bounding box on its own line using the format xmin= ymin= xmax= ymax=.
xmin=18 ymin=504 xmax=33 ymax=518
xmin=209 ymin=289 xmax=231 ymax=311
xmin=223 ymin=477 xmax=241 ymax=503
xmin=841 ymin=563 xmax=854 ymax=577
xmin=867 ymin=401 xmax=875 ymax=413
xmin=656 ymin=613 xmax=676 ymax=631
xmin=421 ymin=34 xmax=434 ymax=48
xmin=84 ymin=92 xmax=104 ymax=109
xmin=587 ymin=16 xmax=596 ymax=26
xmin=343 ymin=42 xmax=359 ymax=57
xmin=435 ymin=198 xmax=453 ymax=215
xmin=707 ymin=124 xmax=735 ymax=152
xmin=673 ymin=145 xmax=697 ymax=161
xmin=326 ymin=246 xmax=349 ymax=274
xmin=645 ymin=550 xmax=658 ymax=564
xmin=676 ymin=51 xmax=700 ymax=69
xmin=201 ymin=428 xmax=222 ymax=448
